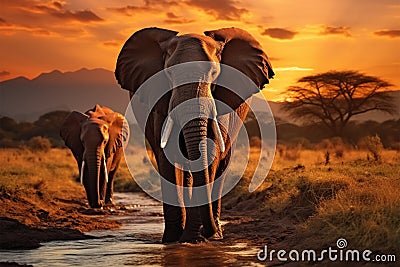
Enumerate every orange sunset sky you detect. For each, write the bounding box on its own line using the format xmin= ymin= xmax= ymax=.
xmin=1 ymin=0 xmax=399 ymax=100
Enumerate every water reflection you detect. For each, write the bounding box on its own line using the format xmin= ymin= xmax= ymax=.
xmin=0 ymin=193 xmax=260 ymax=266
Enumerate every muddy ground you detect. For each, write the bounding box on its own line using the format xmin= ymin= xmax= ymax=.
xmin=0 ymin=185 xmax=120 ymax=250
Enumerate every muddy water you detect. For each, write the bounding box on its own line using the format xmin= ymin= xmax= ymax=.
xmin=0 ymin=193 xmax=261 ymax=266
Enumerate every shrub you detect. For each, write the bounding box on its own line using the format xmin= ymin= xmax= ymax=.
xmin=26 ymin=136 xmax=52 ymax=152
xmin=0 ymin=138 xmax=19 ymax=148
xmin=317 ymin=137 xmax=345 ymax=150
xmin=283 ymin=145 xmax=301 ymax=161
xmin=358 ymin=135 xmax=383 ymax=161
xmin=334 ymin=146 xmax=345 ymax=158
xmin=289 ymin=137 xmax=312 ymax=149
xmin=249 ymin=136 xmax=262 ymax=149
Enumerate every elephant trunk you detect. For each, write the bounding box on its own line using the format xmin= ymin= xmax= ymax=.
xmin=182 ymin=118 xmax=218 ymax=237
xmin=84 ymin=149 xmax=103 ymax=208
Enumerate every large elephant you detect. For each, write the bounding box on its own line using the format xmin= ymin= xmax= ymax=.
xmin=115 ymin=27 xmax=274 ymax=243
xmin=60 ymin=105 xmax=129 ymax=208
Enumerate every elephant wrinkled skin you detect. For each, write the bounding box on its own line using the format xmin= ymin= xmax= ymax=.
xmin=115 ymin=27 xmax=274 ymax=243
xmin=60 ymin=105 xmax=129 ymax=208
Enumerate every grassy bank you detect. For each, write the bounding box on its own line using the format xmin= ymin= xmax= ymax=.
xmin=224 ymin=146 xmax=400 ymax=257
xmin=0 ymin=148 xmax=120 ymax=249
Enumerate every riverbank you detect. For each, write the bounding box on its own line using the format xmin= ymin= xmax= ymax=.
xmin=0 ymin=148 xmax=120 ymax=250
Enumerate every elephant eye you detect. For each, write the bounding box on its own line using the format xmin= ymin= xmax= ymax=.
xmin=212 ymin=69 xmax=218 ymax=77
xmin=211 ymin=68 xmax=220 ymax=80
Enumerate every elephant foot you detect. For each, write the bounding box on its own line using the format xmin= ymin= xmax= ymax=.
xmin=200 ymin=219 xmax=223 ymax=240
xmin=162 ymin=225 xmax=183 ymax=244
xmin=105 ymin=197 xmax=115 ymax=206
xmin=179 ymin=233 xmax=207 ymax=244
xmin=202 ymin=228 xmax=223 ymax=240
xmin=89 ymin=201 xmax=103 ymax=209
xmin=162 ymin=235 xmax=180 ymax=244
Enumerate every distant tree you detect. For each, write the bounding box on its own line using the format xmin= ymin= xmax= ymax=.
xmin=33 ymin=110 xmax=71 ymax=147
xmin=0 ymin=117 xmax=18 ymax=132
xmin=34 ymin=110 xmax=70 ymax=139
xmin=282 ymin=71 xmax=397 ymax=136
xmin=26 ymin=136 xmax=52 ymax=152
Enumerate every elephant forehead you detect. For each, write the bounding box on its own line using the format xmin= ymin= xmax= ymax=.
xmin=83 ymin=118 xmax=107 ymax=128
xmin=174 ymin=34 xmax=219 ymax=50
xmin=165 ymin=35 xmax=221 ymax=66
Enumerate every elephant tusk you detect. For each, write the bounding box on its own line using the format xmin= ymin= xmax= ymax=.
xmin=211 ymin=118 xmax=225 ymax=153
xmin=80 ymin=161 xmax=85 ymax=185
xmin=103 ymin=157 xmax=108 ymax=183
xmin=160 ymin=116 xmax=174 ymax=149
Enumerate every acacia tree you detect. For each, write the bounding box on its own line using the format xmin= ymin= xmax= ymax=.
xmin=282 ymin=71 xmax=397 ymax=136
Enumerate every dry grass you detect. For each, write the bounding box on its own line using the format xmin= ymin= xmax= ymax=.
xmin=0 ymin=148 xmax=78 ymax=196
xmin=231 ymin=144 xmax=400 ymax=255
xmin=0 ymin=148 xmax=120 ymax=235
xmin=0 ymin=147 xmax=142 ymax=200
xmin=272 ymin=147 xmax=399 ymax=169
xmin=305 ymin=179 xmax=400 ymax=252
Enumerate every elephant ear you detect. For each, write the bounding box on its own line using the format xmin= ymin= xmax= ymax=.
xmin=103 ymin=112 xmax=130 ymax=158
xmin=204 ymin=27 xmax=274 ymax=113
xmin=85 ymin=104 xmax=107 ymax=118
xmin=115 ymin=27 xmax=178 ymax=104
xmin=60 ymin=111 xmax=88 ymax=163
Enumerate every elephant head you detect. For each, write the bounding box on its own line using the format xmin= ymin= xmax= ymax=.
xmin=115 ymin=27 xmax=274 ymax=238
xmin=60 ymin=105 xmax=129 ymax=208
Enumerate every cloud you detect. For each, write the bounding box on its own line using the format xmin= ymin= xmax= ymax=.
xmin=268 ymin=57 xmax=280 ymax=62
xmin=185 ymin=0 xmax=248 ymax=21
xmin=274 ymin=67 xmax=314 ymax=72
xmin=164 ymin=12 xmax=195 ymax=24
xmin=108 ymin=0 xmax=180 ymax=15
xmin=52 ymin=1 xmax=63 ymax=10
xmin=0 ymin=70 xmax=11 ymax=77
xmin=107 ymin=5 xmax=158 ymax=15
xmin=109 ymin=0 xmax=247 ymax=21
xmin=261 ymin=28 xmax=297 ymax=40
xmin=32 ymin=4 xmax=103 ymax=22
xmin=0 ymin=1 xmax=103 ymax=38
xmin=320 ymin=26 xmax=351 ymax=37
xmin=52 ymin=10 xmax=103 ymax=22
xmin=166 ymin=12 xmax=179 ymax=19
xmin=374 ymin=29 xmax=400 ymax=38
xmin=103 ymin=41 xmax=121 ymax=47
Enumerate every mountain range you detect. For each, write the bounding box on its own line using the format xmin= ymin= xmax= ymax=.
xmin=0 ymin=68 xmax=129 ymax=121
xmin=0 ymin=68 xmax=398 ymax=123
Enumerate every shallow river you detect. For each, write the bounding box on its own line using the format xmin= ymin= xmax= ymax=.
xmin=0 ymin=193 xmax=261 ymax=266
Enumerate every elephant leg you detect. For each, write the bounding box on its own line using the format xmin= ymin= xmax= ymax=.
xmin=179 ymin=170 xmax=207 ymax=243
xmin=148 ymin=112 xmax=185 ymax=243
xmin=158 ymin=153 xmax=185 ymax=243
xmin=208 ymin=148 xmax=231 ymax=239
xmin=179 ymin=206 xmax=203 ymax=243
xmin=210 ymin=173 xmax=226 ymax=240
xmin=99 ymin=169 xmax=108 ymax=204
xmin=105 ymin=168 xmax=118 ymax=205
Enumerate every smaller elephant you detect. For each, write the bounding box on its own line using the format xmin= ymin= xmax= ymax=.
xmin=60 ymin=105 xmax=129 ymax=208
